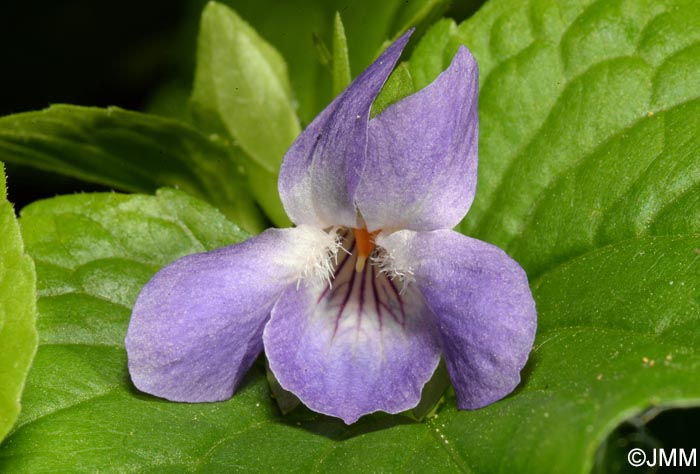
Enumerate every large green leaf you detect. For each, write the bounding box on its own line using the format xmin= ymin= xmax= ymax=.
xmin=451 ymin=0 xmax=700 ymax=263
xmin=0 ymin=164 xmax=37 ymax=442
xmin=0 ymin=105 xmax=265 ymax=233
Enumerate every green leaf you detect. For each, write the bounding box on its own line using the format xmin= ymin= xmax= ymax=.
xmin=0 ymin=164 xmax=37 ymax=442
xmin=453 ymin=0 xmax=700 ymax=259
xmin=332 ymin=12 xmax=352 ymax=98
xmin=0 ymin=105 xmax=265 ymax=233
xmin=371 ymin=62 xmax=415 ymax=118
xmin=190 ymin=2 xmax=298 ymax=226
xmin=245 ymin=159 xmax=292 ymax=228
xmin=409 ymin=18 xmax=459 ymax=90
xmin=191 ymin=2 xmax=300 ymax=173
xmin=389 ymin=0 xmax=451 ymax=42
xmin=508 ymin=100 xmax=700 ymax=277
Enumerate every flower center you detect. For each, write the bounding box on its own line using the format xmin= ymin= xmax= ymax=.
xmin=316 ymin=229 xmax=410 ymax=338
xmin=352 ymin=227 xmax=380 ymax=273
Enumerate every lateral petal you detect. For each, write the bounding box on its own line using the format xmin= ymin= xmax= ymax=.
xmin=263 ymin=238 xmax=440 ymax=424
xmin=357 ymin=47 xmax=478 ymax=232
xmin=125 ymin=226 xmax=329 ymax=402
xmin=378 ymin=229 xmax=536 ymax=409
xmin=278 ymin=31 xmax=412 ymax=228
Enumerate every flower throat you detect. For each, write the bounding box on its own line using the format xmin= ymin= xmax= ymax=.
xmin=352 ymin=227 xmax=380 ymax=272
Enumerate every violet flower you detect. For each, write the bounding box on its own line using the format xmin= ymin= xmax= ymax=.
xmin=125 ymin=31 xmax=537 ymax=424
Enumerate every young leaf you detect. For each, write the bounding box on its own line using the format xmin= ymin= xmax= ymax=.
xmin=0 ymin=164 xmax=37 ymax=442
xmin=332 ymin=12 xmax=352 ymax=97
xmin=190 ymin=2 xmax=298 ymax=226
xmin=191 ymin=2 xmax=301 ymax=173
xmin=0 ymin=105 xmax=265 ymax=233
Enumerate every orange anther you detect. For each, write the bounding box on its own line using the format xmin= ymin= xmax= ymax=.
xmin=353 ymin=227 xmax=380 ymax=272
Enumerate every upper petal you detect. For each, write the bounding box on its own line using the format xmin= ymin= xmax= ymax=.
xmin=377 ymin=229 xmax=536 ymax=409
xmin=125 ymin=226 xmax=329 ymax=402
xmin=356 ymin=47 xmax=479 ymax=232
xmin=263 ymin=232 xmax=441 ymax=424
xmin=278 ymin=31 xmax=412 ymax=228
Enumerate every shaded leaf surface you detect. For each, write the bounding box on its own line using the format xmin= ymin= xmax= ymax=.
xmin=0 ymin=164 xmax=37 ymax=442
xmin=0 ymin=105 xmax=265 ymax=233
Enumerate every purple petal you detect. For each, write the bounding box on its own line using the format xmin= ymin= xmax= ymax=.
xmin=377 ymin=230 xmax=536 ymax=409
xmin=263 ymin=236 xmax=441 ymax=424
xmin=356 ymin=47 xmax=478 ymax=232
xmin=125 ymin=226 xmax=327 ymax=402
xmin=278 ymin=31 xmax=412 ymax=228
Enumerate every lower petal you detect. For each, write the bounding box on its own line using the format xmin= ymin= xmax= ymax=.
xmin=378 ymin=230 xmax=537 ymax=409
xmin=263 ymin=247 xmax=441 ymax=424
xmin=125 ymin=226 xmax=327 ymax=402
